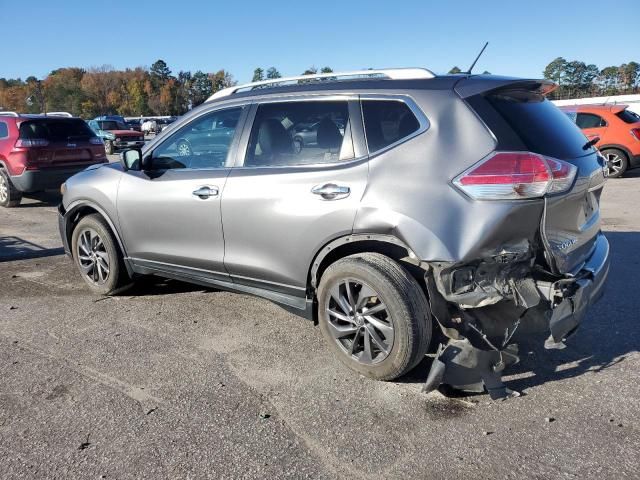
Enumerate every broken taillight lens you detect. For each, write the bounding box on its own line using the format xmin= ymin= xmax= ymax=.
xmin=453 ymin=151 xmax=577 ymax=200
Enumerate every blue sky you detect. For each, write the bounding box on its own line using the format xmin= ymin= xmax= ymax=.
xmin=2 ymin=0 xmax=638 ymax=82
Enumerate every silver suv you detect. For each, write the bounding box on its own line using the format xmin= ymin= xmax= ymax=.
xmin=58 ymin=69 xmax=610 ymax=398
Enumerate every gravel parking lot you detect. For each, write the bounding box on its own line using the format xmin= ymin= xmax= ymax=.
xmin=1 ymin=165 xmax=639 ymax=479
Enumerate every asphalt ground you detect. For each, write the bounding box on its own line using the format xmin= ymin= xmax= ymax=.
xmin=1 ymin=164 xmax=639 ymax=479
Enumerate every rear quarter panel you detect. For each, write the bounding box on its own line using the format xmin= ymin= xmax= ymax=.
xmin=354 ymin=89 xmax=545 ymax=262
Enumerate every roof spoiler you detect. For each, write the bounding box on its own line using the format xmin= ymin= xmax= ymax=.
xmin=454 ymin=77 xmax=558 ymax=99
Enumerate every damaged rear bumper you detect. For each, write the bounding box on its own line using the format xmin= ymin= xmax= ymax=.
xmin=539 ymin=233 xmax=609 ymax=346
xmin=423 ymin=232 xmax=610 ymax=398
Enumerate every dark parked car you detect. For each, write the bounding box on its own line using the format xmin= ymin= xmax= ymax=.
xmin=58 ymin=69 xmax=609 ymax=398
xmin=0 ymin=113 xmax=107 ymax=207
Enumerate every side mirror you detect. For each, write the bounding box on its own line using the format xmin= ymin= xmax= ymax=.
xmin=121 ymin=148 xmax=142 ymax=171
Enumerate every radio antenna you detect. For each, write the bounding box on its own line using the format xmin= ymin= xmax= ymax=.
xmin=464 ymin=42 xmax=489 ymax=74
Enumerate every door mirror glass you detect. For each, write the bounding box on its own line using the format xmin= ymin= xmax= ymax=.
xmin=121 ymin=148 xmax=142 ymax=171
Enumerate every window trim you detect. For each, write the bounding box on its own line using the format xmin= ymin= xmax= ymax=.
xmin=234 ymin=95 xmax=365 ymax=169
xmin=359 ymin=94 xmax=430 ymax=156
xmin=0 ymin=121 xmax=8 ymax=139
xmin=146 ymin=104 xmax=250 ymax=172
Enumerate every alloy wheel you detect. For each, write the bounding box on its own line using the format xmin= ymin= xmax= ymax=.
xmin=0 ymin=175 xmax=7 ymax=203
xmin=605 ymin=152 xmax=624 ymax=177
xmin=326 ymin=278 xmax=394 ymax=365
xmin=77 ymin=228 xmax=110 ymax=285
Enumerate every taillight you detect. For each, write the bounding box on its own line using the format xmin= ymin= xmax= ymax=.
xmin=14 ymin=138 xmax=49 ymax=148
xmin=453 ymin=151 xmax=577 ymax=200
xmin=631 ymin=128 xmax=640 ymax=141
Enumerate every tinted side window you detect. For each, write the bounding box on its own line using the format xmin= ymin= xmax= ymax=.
xmin=152 ymin=107 xmax=243 ymax=170
xmin=245 ymin=100 xmax=352 ymax=167
xmin=0 ymin=122 xmax=8 ymax=138
xmin=576 ymin=113 xmax=606 ymax=129
xmin=362 ymin=100 xmax=420 ymax=152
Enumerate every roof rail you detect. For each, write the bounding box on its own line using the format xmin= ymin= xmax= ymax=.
xmin=44 ymin=111 xmax=73 ymax=117
xmin=0 ymin=111 xmax=19 ymax=117
xmin=206 ymin=68 xmax=436 ymax=102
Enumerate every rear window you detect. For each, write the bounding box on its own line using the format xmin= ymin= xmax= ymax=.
xmin=616 ymin=109 xmax=640 ymax=124
xmin=19 ymin=119 xmax=96 ymax=141
xmin=488 ymin=90 xmax=591 ymax=159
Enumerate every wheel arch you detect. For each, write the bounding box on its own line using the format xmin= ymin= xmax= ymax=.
xmin=64 ymin=200 xmax=133 ymax=275
xmin=308 ymin=234 xmax=426 ymax=293
xmin=599 ymin=143 xmax=632 ymax=160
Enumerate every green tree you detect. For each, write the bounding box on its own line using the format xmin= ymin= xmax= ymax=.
xmin=190 ymin=70 xmax=213 ymax=107
xmin=43 ymin=68 xmax=86 ymax=115
xmin=619 ymin=62 xmax=640 ymax=92
xmin=320 ymin=66 xmax=333 ymax=74
xmin=448 ymin=66 xmax=462 ymax=74
xmin=252 ymin=68 xmax=265 ymax=82
xmin=266 ymin=67 xmax=281 ymax=79
xmin=599 ymin=66 xmax=620 ymax=94
xmin=150 ymin=59 xmax=172 ymax=82
xmin=302 ymin=66 xmax=318 ymax=76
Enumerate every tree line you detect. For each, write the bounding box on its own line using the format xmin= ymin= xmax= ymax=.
xmin=4 ymin=57 xmax=636 ymax=117
xmin=543 ymin=57 xmax=639 ymax=99
xmin=0 ymin=60 xmax=333 ymax=118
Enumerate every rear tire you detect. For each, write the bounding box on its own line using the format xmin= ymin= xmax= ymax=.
xmin=71 ymin=214 xmax=128 ymax=295
xmin=602 ymin=148 xmax=628 ymax=178
xmin=317 ymin=253 xmax=432 ymax=381
xmin=0 ymin=169 xmax=22 ymax=208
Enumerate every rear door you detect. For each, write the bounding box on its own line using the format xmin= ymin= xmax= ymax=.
xmin=486 ymin=87 xmax=607 ymax=273
xmin=221 ymin=96 xmax=368 ymax=296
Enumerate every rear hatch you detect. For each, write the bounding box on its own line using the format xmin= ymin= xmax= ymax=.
xmin=459 ymin=79 xmax=607 ymax=274
xmin=18 ymin=118 xmax=106 ymax=168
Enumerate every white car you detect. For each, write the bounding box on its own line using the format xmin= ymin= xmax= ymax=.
xmin=141 ymin=119 xmax=158 ymax=134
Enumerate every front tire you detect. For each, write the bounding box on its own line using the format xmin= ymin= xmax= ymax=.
xmin=317 ymin=253 xmax=432 ymax=381
xmin=71 ymin=214 xmax=128 ymax=295
xmin=0 ymin=169 xmax=22 ymax=208
xmin=104 ymin=140 xmax=114 ymax=155
xmin=602 ymin=148 xmax=628 ymax=178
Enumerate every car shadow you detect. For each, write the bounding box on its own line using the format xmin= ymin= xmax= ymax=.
xmin=0 ymin=236 xmax=65 ymax=262
xmin=400 ymin=230 xmax=640 ymax=396
xmin=122 ymin=276 xmax=218 ymax=297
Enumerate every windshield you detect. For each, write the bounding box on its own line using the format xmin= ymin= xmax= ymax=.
xmin=19 ymin=118 xmax=96 ymax=141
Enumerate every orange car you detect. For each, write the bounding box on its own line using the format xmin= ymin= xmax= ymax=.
xmin=560 ymin=104 xmax=640 ymax=177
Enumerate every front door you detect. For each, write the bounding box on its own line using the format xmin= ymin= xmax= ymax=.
xmin=117 ymin=106 xmax=247 ymax=281
xmin=221 ymin=98 xmax=368 ymax=296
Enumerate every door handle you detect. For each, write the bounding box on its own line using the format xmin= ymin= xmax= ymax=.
xmin=192 ymin=186 xmax=219 ymax=199
xmin=311 ymin=183 xmax=350 ymax=200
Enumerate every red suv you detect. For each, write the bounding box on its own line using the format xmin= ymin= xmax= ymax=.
xmin=560 ymin=104 xmax=640 ymax=177
xmin=0 ymin=113 xmax=107 ymax=207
